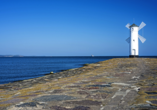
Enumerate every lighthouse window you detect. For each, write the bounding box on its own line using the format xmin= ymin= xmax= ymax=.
xmin=133 ymin=39 xmax=135 ymax=41
xmin=131 ymin=28 xmax=134 ymax=31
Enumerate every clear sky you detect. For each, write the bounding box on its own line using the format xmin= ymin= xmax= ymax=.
xmin=0 ymin=0 xmax=157 ymax=56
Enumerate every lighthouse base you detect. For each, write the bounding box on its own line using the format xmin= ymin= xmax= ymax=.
xmin=129 ymin=55 xmax=139 ymax=58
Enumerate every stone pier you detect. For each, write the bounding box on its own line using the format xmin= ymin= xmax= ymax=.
xmin=0 ymin=58 xmax=157 ymax=110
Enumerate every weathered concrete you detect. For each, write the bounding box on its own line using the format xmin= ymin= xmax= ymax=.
xmin=0 ymin=58 xmax=157 ymax=110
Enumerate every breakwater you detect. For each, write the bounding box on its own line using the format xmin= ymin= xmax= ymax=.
xmin=0 ymin=58 xmax=157 ymax=110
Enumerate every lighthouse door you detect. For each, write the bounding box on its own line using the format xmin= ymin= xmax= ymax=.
xmin=133 ymin=49 xmax=136 ymax=55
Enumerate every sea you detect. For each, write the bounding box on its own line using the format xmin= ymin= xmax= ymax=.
xmin=0 ymin=56 xmax=156 ymax=84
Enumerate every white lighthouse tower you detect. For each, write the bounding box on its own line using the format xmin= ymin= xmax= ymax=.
xmin=125 ymin=22 xmax=146 ymax=57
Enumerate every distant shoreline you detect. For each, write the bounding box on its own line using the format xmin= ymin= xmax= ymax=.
xmin=0 ymin=55 xmax=157 ymax=58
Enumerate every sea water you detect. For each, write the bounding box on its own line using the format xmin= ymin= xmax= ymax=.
xmin=0 ymin=56 xmax=136 ymax=84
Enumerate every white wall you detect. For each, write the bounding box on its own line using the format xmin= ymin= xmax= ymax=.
xmin=130 ymin=27 xmax=139 ymax=56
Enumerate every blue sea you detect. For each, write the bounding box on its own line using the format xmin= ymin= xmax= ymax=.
xmin=0 ymin=56 xmax=156 ymax=84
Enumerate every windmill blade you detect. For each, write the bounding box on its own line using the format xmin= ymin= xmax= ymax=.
xmin=138 ymin=22 xmax=146 ymax=31
xmin=138 ymin=34 xmax=146 ymax=43
xmin=126 ymin=37 xmax=130 ymax=43
xmin=125 ymin=23 xmax=130 ymax=29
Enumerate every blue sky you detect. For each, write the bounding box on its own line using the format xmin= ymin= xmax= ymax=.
xmin=0 ymin=0 xmax=157 ymax=56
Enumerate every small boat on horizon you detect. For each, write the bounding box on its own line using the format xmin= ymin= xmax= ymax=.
xmin=91 ymin=55 xmax=94 ymax=57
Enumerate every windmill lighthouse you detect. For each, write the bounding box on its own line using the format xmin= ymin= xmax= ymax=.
xmin=125 ymin=22 xmax=146 ymax=57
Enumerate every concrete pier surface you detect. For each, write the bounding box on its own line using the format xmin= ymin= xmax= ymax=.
xmin=0 ymin=58 xmax=157 ymax=110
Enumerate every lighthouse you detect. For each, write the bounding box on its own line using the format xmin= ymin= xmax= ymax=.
xmin=129 ymin=24 xmax=139 ymax=57
xmin=125 ymin=22 xmax=146 ymax=57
